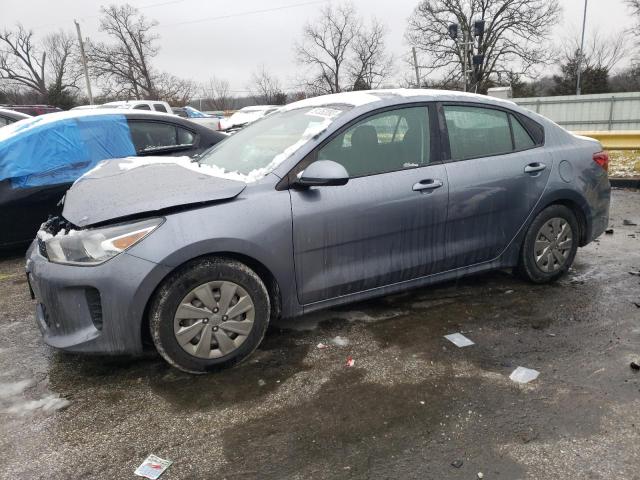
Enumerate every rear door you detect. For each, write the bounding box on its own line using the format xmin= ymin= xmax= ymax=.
xmin=289 ymin=104 xmax=449 ymax=305
xmin=440 ymin=103 xmax=551 ymax=269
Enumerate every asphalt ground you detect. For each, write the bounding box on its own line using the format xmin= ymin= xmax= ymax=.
xmin=1 ymin=188 xmax=639 ymax=480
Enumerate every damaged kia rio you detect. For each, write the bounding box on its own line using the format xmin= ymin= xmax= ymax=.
xmin=25 ymin=89 xmax=610 ymax=373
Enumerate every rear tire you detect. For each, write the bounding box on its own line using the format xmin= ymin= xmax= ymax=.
xmin=517 ymin=205 xmax=579 ymax=284
xmin=149 ymin=257 xmax=270 ymax=374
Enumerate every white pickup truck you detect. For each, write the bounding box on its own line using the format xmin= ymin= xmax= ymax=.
xmin=98 ymin=100 xmax=174 ymax=114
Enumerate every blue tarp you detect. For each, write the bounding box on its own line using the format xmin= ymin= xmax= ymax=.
xmin=0 ymin=114 xmax=136 ymax=188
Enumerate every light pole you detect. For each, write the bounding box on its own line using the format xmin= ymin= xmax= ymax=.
xmin=576 ymin=0 xmax=588 ymax=96
xmin=448 ymin=21 xmax=484 ymax=93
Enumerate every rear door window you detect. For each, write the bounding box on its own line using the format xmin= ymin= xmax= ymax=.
xmin=443 ymin=105 xmax=512 ymax=160
xmin=153 ymin=103 xmax=168 ymax=113
xmin=128 ymin=121 xmax=196 ymax=154
xmin=134 ymin=104 xmax=151 ymax=110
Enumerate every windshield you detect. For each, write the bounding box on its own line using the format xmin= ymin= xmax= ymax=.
xmin=198 ymin=106 xmax=350 ymax=182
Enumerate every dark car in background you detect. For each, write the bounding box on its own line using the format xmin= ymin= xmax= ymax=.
xmin=0 ymin=108 xmax=31 ymax=127
xmin=0 ymin=110 xmax=225 ymax=247
xmin=1 ymin=104 xmax=62 ymax=116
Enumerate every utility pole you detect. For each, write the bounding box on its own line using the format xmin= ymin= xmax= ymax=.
xmin=462 ymin=30 xmax=467 ymax=92
xmin=412 ymin=47 xmax=420 ymax=88
xmin=74 ymin=20 xmax=93 ymax=105
xmin=576 ymin=0 xmax=588 ymax=96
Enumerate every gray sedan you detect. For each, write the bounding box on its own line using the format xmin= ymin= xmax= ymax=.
xmin=26 ymin=89 xmax=610 ymax=373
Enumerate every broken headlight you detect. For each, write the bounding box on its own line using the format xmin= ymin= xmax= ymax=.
xmin=45 ymin=218 xmax=163 ymax=266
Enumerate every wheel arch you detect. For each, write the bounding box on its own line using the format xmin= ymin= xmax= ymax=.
xmin=140 ymin=251 xmax=283 ymax=348
xmin=535 ymin=190 xmax=591 ymax=246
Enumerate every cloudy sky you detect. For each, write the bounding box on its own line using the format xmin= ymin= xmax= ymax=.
xmin=1 ymin=0 xmax=635 ymax=96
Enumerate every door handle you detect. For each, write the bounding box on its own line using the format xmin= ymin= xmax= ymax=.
xmin=524 ymin=162 xmax=546 ymax=173
xmin=412 ymin=179 xmax=443 ymax=192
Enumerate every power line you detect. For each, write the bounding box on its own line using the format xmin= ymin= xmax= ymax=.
xmin=31 ymin=0 xmax=186 ymax=30
xmin=157 ymin=0 xmax=327 ymax=28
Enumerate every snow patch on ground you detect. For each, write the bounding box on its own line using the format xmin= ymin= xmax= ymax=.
xmin=330 ymin=336 xmax=349 ymax=347
xmin=0 ymin=376 xmax=70 ymax=416
xmin=5 ymin=394 xmax=70 ymax=416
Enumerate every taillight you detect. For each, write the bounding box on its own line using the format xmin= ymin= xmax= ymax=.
xmin=593 ymin=151 xmax=609 ymax=172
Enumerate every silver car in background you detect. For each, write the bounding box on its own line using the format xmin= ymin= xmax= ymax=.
xmin=26 ymin=89 xmax=610 ymax=373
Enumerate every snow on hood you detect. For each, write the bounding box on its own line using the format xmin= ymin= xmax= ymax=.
xmin=63 ymin=158 xmax=247 ymax=227
xmin=110 ymin=156 xmax=272 ymax=183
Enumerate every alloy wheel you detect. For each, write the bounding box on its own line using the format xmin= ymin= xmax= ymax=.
xmin=534 ymin=217 xmax=573 ymax=273
xmin=173 ymin=280 xmax=255 ymax=359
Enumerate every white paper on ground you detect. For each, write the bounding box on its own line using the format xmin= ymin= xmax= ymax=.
xmin=510 ymin=366 xmax=540 ymax=384
xmin=444 ymin=333 xmax=475 ymax=348
xmin=134 ymin=454 xmax=172 ymax=479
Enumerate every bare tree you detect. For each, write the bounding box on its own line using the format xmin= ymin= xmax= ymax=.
xmin=155 ymin=73 xmax=195 ymax=105
xmin=349 ymin=19 xmax=392 ymax=90
xmin=0 ymin=25 xmax=47 ymax=98
xmin=201 ymin=76 xmax=235 ymax=110
xmin=0 ymin=25 xmax=80 ymax=105
xmin=406 ymin=0 xmax=561 ymax=92
xmin=562 ymin=31 xmax=628 ymax=73
xmin=87 ymin=4 xmax=159 ymax=99
xmin=625 ymin=0 xmax=640 ymax=62
xmin=248 ymin=66 xmax=287 ymax=104
xmin=43 ymin=31 xmax=82 ymax=104
xmin=295 ymin=3 xmax=359 ymax=94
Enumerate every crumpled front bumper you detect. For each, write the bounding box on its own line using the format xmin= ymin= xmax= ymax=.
xmin=25 ymin=241 xmax=172 ymax=355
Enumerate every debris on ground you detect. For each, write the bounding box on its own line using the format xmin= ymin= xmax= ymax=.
xmin=258 ymin=379 xmax=266 ymax=387
xmin=345 ymin=356 xmax=355 ymax=367
xmin=633 ymin=302 xmax=640 ymax=309
xmin=629 ymin=271 xmax=640 ymax=277
xmin=451 ymin=459 xmax=463 ymax=468
xmin=477 ymin=473 xmax=484 ymax=479
xmin=504 ymin=289 xmax=514 ymax=294
xmin=605 ymin=228 xmax=614 ymax=234
xmin=623 ymin=219 xmax=638 ymax=226
xmin=330 ymin=336 xmax=349 ymax=347
xmin=444 ymin=333 xmax=475 ymax=348
xmin=316 ymin=343 xmax=328 ymax=350
xmin=510 ymin=366 xmax=540 ymax=384
xmin=630 ymin=361 xmax=640 ymax=371
xmin=134 ymin=454 xmax=172 ymax=479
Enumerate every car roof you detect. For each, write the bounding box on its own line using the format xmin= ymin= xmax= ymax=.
xmin=239 ymin=105 xmax=278 ymax=111
xmin=282 ymin=88 xmax=519 ymax=112
xmin=0 ymin=109 xmax=197 ymax=142
xmin=104 ymin=100 xmax=168 ymax=105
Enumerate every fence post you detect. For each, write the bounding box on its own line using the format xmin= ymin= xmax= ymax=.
xmin=535 ymin=100 xmax=541 ymax=113
xmin=608 ymin=96 xmax=616 ymax=131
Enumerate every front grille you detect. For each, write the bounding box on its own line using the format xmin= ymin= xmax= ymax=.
xmin=85 ymin=288 xmax=103 ymax=331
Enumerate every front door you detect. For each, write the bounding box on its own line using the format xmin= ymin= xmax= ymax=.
xmin=290 ymin=105 xmax=449 ymax=305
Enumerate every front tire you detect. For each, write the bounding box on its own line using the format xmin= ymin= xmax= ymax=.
xmin=149 ymin=257 xmax=270 ymax=374
xmin=517 ymin=205 xmax=579 ymax=284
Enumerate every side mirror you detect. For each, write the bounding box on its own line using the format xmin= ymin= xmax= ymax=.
xmin=296 ymin=160 xmax=349 ymax=187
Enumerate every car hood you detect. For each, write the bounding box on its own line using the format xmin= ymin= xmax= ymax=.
xmin=63 ymin=157 xmax=246 ymax=227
